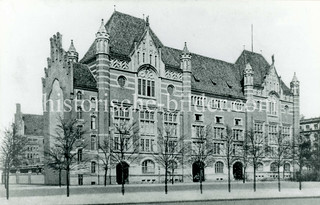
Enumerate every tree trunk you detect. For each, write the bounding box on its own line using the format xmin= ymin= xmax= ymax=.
xmin=228 ymin=165 xmax=231 ymax=192
xmin=109 ymin=166 xmax=112 ymax=185
xmin=299 ymin=163 xmax=302 ymax=190
xmin=243 ymin=166 xmax=246 ymax=183
xmin=66 ymin=161 xmax=70 ymax=197
xmin=6 ymin=169 xmax=9 ymax=200
xmin=253 ymin=163 xmax=256 ymax=192
xmin=59 ymin=169 xmax=61 ymax=187
xmin=171 ymin=167 xmax=174 ymax=185
xmin=165 ymin=164 xmax=168 ymax=194
xmin=278 ymin=164 xmax=281 ymax=192
xmin=4 ymin=168 xmax=7 ymax=189
xmin=200 ymin=168 xmax=203 ymax=194
xmin=104 ymin=168 xmax=107 ymax=186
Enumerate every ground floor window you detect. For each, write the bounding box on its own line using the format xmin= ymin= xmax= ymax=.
xmin=78 ymin=174 xmax=83 ymax=185
xmin=142 ymin=160 xmax=155 ymax=174
xmin=215 ymin=161 xmax=224 ymax=173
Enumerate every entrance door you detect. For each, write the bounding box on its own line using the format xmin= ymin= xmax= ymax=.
xmin=192 ymin=161 xmax=205 ymax=182
xmin=233 ymin=162 xmax=243 ymax=180
xmin=116 ymin=162 xmax=129 ymax=184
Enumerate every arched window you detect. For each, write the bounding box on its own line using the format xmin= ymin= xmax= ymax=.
xmin=77 ymin=91 xmax=82 ymax=100
xmin=138 ymin=68 xmax=155 ymax=97
xmin=91 ymin=161 xmax=96 ymax=173
xmin=77 ymin=106 xmax=82 ymax=119
xmin=284 ymin=163 xmax=290 ymax=172
xmin=155 ymin=56 xmax=157 ymax=67
xmin=257 ymin=162 xmax=263 ymax=172
xmin=150 ymin=54 xmax=152 ymax=64
xmin=215 ymin=161 xmax=224 ymax=173
xmin=270 ymin=162 xmax=278 ymax=172
xmin=91 ymin=115 xmax=96 ymax=129
xmin=284 ymin=105 xmax=289 ymax=114
xmin=167 ymin=85 xmax=174 ymax=95
xmin=91 ymin=135 xmax=96 ymax=150
xmin=142 ymin=160 xmax=155 ymax=174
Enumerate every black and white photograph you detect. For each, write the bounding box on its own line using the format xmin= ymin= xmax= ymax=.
xmin=0 ymin=0 xmax=320 ymax=204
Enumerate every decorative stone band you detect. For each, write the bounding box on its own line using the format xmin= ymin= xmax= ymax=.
xmin=165 ymin=70 xmax=182 ymax=81
xmin=111 ymin=59 xmax=129 ymax=70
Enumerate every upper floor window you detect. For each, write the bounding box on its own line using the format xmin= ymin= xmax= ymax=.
xmin=77 ymin=106 xmax=83 ymax=119
xmin=192 ymin=125 xmax=205 ymax=138
xmin=213 ymin=127 xmax=224 ymax=139
xmin=254 ymin=122 xmax=264 ymax=140
xmin=77 ymin=91 xmax=82 ymax=100
xmin=137 ymin=52 xmax=140 ymax=64
xmin=91 ymin=115 xmax=96 ymax=130
xmin=113 ymin=106 xmax=130 ymax=126
xmin=140 ymin=110 xmax=155 ymax=135
xmin=164 ymin=112 xmax=178 ymax=136
xmin=195 ymin=114 xmax=203 ymax=122
xmin=233 ymin=129 xmax=243 ymax=141
xmin=138 ymin=68 xmax=156 ymax=97
xmin=91 ymin=135 xmax=96 ymax=150
xmin=155 ymin=56 xmax=157 ymax=67
xmin=215 ymin=116 xmax=223 ymax=124
xmin=117 ymin=76 xmax=126 ymax=88
xmin=149 ymin=54 xmax=152 ymax=64
xmin=268 ymin=125 xmax=277 ymax=144
xmin=234 ymin=118 xmax=242 ymax=126
xmin=77 ymin=149 xmax=82 ymax=162
xmin=91 ymin=161 xmax=96 ymax=173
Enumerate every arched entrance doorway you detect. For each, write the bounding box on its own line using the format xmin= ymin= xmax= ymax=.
xmin=116 ymin=162 xmax=129 ymax=184
xmin=192 ymin=161 xmax=205 ymax=182
xmin=233 ymin=162 xmax=243 ymax=180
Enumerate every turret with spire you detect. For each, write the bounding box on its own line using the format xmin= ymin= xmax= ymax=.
xmin=67 ymin=40 xmax=78 ymax=62
xmin=290 ymin=72 xmax=299 ymax=96
xmin=181 ymin=42 xmax=191 ymax=72
xmin=95 ymin=18 xmax=111 ymax=145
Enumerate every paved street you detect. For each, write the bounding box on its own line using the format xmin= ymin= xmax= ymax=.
xmin=0 ymin=181 xmax=320 ymax=205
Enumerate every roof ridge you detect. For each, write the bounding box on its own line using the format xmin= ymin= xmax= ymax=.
xmin=163 ymin=46 xmax=234 ymax=65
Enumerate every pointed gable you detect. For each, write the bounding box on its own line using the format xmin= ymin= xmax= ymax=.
xmin=73 ymin=62 xmax=97 ymax=91
xmin=80 ymin=11 xmax=163 ymax=63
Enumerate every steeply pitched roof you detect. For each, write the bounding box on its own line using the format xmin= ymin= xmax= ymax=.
xmin=235 ymin=50 xmax=292 ymax=95
xmin=22 ymin=114 xmax=44 ymax=136
xmin=161 ymin=46 xmax=244 ymax=98
xmin=80 ymin=11 xmax=163 ymax=63
xmin=73 ymin=62 xmax=97 ymax=90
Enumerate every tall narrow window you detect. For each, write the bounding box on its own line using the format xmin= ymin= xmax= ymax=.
xmin=137 ymin=52 xmax=140 ymax=64
xmin=215 ymin=162 xmax=224 ymax=173
xmin=77 ymin=106 xmax=82 ymax=119
xmin=155 ymin=56 xmax=157 ymax=67
xmin=138 ymin=79 xmax=142 ymax=95
xmin=91 ymin=161 xmax=96 ymax=173
xmin=91 ymin=115 xmax=96 ymax=129
xmin=150 ymin=54 xmax=152 ymax=64
xmin=143 ymin=53 xmax=145 ymax=63
xmin=91 ymin=135 xmax=96 ymax=150
xmin=77 ymin=91 xmax=82 ymax=100
xmin=77 ymin=149 xmax=82 ymax=162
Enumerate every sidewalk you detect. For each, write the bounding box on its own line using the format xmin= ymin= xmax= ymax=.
xmin=1 ymin=187 xmax=320 ymax=205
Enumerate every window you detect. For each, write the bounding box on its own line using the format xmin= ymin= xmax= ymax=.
xmin=257 ymin=163 xmax=263 ymax=172
xmin=213 ymin=127 xmax=224 ymax=139
xmin=231 ymin=101 xmax=244 ymax=111
xmin=268 ymin=98 xmax=277 ymax=115
xmin=215 ymin=116 xmax=223 ymax=124
xmin=114 ymin=106 xmax=130 ymax=126
xmin=91 ymin=161 xmax=96 ymax=173
xmin=77 ymin=91 xmax=82 ymax=100
xmin=211 ymin=99 xmax=227 ymax=109
xmin=233 ymin=144 xmax=243 ymax=156
xmin=77 ymin=106 xmax=82 ymax=119
xmin=140 ymin=138 xmax=155 ymax=152
xmin=254 ymin=122 xmax=264 ymax=140
xmin=138 ymin=79 xmax=155 ymax=97
xmin=192 ymin=125 xmax=204 ymax=138
xmin=77 ymin=149 xmax=82 ymax=162
xmin=167 ymin=85 xmax=174 ymax=95
xmin=155 ymin=56 xmax=157 ymax=67
xmin=270 ymin=162 xmax=278 ymax=172
xmin=114 ymin=136 xmax=129 ymax=151
xmin=91 ymin=115 xmax=96 ymax=130
xmin=149 ymin=54 xmax=152 ymax=64
xmin=140 ymin=110 xmax=155 ymax=135
xmin=143 ymin=53 xmax=145 ymax=63
xmin=164 ymin=112 xmax=178 ymax=136
xmin=91 ymin=135 xmax=96 ymax=150
xmin=233 ymin=129 xmax=243 ymax=141
xmin=117 ymin=76 xmax=126 ymax=87
xmin=142 ymin=160 xmax=155 ymax=174
xmin=282 ymin=126 xmax=291 ymax=142
xmin=137 ymin=52 xmax=140 ymax=64
xmin=234 ymin=118 xmax=242 ymax=126
xmin=213 ymin=143 xmax=223 ymax=155
xmin=90 ymin=97 xmax=96 ymax=109
xmin=195 ymin=114 xmax=203 ymax=121
xmin=256 ymin=101 xmax=261 ymax=111
xmin=284 ymin=105 xmax=289 ymax=114
xmin=215 ymin=162 xmax=224 ymax=173
xmin=284 ymin=163 xmax=290 ymax=172
xmin=268 ymin=125 xmax=277 ymax=144
xmin=191 ymin=96 xmax=206 ymax=106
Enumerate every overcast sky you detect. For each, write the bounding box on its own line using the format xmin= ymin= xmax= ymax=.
xmin=0 ymin=0 xmax=320 ymax=129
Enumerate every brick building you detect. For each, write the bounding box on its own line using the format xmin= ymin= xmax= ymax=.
xmin=18 ymin=11 xmax=300 ymax=185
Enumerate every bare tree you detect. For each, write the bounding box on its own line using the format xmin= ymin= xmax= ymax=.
xmin=222 ymin=125 xmax=240 ymax=192
xmin=45 ymin=147 xmax=65 ymax=187
xmin=98 ymin=138 xmax=112 ymax=186
xmin=294 ymin=132 xmax=311 ymax=190
xmin=186 ymin=124 xmax=214 ymax=194
xmin=268 ymin=128 xmax=292 ymax=192
xmin=152 ymin=127 xmax=184 ymax=194
xmin=111 ymin=121 xmax=140 ymax=195
xmin=246 ymin=128 xmax=266 ymax=192
xmin=0 ymin=123 xmax=27 ymax=200
xmin=51 ymin=117 xmax=87 ymax=197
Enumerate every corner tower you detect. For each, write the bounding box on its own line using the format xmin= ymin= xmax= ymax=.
xmin=96 ymin=19 xmax=111 ymax=144
xmin=290 ymin=72 xmax=300 ymax=140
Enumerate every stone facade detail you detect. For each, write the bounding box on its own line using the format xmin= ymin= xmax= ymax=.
xmin=165 ymin=69 xmax=182 ymax=81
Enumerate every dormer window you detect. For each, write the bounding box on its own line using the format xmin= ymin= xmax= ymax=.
xmin=234 ymin=118 xmax=242 ymax=126
xmin=195 ymin=114 xmax=203 ymax=121
xmin=215 ymin=116 xmax=223 ymax=124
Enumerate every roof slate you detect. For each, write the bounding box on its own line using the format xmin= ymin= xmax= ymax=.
xmin=73 ymin=62 xmax=97 ymax=90
xmin=22 ymin=114 xmax=44 ymax=136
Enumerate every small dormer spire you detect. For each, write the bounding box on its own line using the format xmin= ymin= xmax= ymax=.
xmin=97 ymin=19 xmax=107 ymax=36
xmin=272 ymin=54 xmax=275 ymax=64
xmin=182 ymin=42 xmax=190 ymax=55
xmin=291 ymin=72 xmax=298 ymax=82
xmin=67 ymin=39 xmax=78 ymax=62
xmin=146 ymin=15 xmax=149 ymax=27
xmin=95 ymin=19 xmax=110 ymax=55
